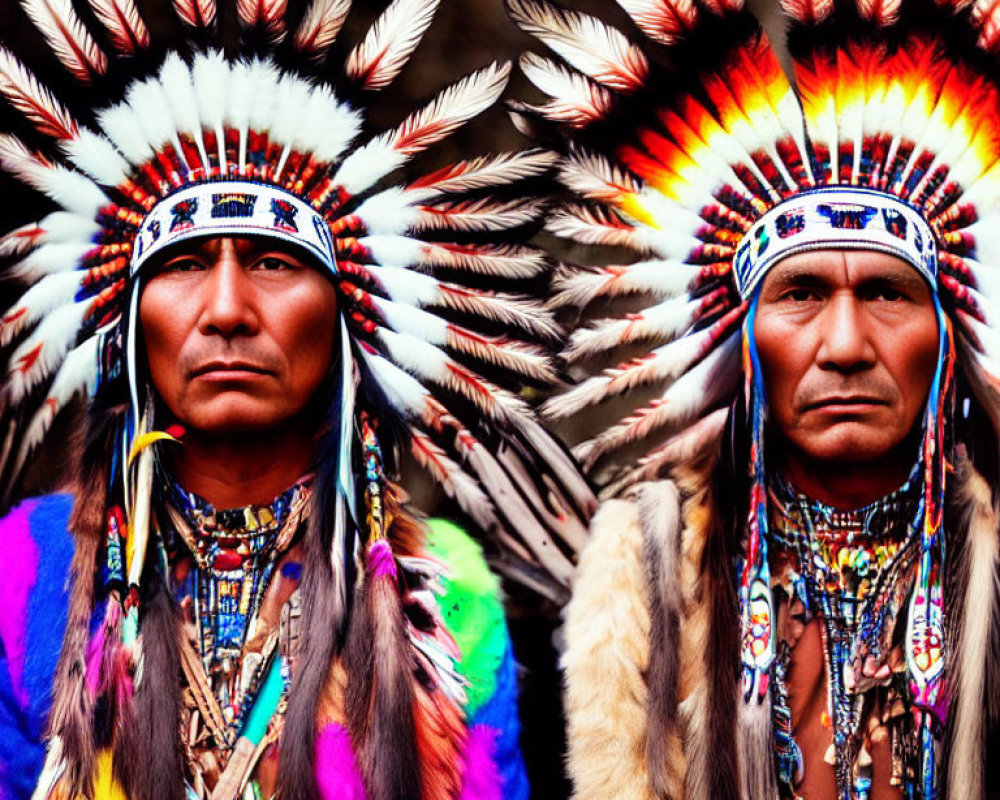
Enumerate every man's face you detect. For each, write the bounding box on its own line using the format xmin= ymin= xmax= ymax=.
xmin=753 ymin=249 xmax=940 ymax=467
xmin=140 ymin=236 xmax=339 ymax=435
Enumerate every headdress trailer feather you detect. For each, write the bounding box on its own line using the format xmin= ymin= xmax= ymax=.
xmin=0 ymin=1 xmax=595 ymax=797
xmin=511 ymin=0 xmax=1000 ymax=796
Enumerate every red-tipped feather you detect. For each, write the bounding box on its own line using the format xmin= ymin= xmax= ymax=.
xmin=237 ymin=0 xmax=288 ymax=39
xmin=87 ymin=0 xmax=149 ymax=54
xmin=20 ymin=0 xmax=107 ymax=83
xmin=172 ymin=0 xmax=216 ymax=27
xmin=0 ymin=47 xmax=78 ymax=140
xmin=345 ymin=0 xmax=438 ymax=90
xmin=617 ymin=0 xmax=698 ymax=45
xmin=780 ymin=0 xmax=834 ymax=23
xmin=294 ymin=0 xmax=351 ymax=59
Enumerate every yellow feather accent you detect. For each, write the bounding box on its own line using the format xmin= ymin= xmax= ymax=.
xmin=92 ymin=749 xmax=126 ymax=799
xmin=126 ymin=430 xmax=179 ymax=467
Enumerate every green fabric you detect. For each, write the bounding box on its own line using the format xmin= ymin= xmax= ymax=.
xmin=425 ymin=518 xmax=507 ymax=718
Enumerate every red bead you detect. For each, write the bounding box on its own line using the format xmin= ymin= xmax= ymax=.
xmin=213 ymin=549 xmax=243 ymax=572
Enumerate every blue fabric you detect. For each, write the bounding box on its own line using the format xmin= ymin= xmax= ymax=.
xmin=468 ymin=640 xmax=529 ymax=800
xmin=0 ymin=494 xmax=74 ymax=800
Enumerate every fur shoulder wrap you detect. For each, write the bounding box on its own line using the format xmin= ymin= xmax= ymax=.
xmin=563 ymin=456 xmax=1000 ymax=800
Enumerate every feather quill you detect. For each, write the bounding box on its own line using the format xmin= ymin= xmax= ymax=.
xmin=345 ymin=0 xmax=439 ymax=90
xmin=20 ymin=0 xmax=107 ymax=82
xmin=507 ymin=0 xmax=648 ymax=92
xmin=0 ymin=47 xmax=78 ymax=139
xmin=409 ymin=429 xmax=494 ymax=527
xmin=413 ymin=196 xmax=544 ymax=233
xmin=294 ymin=0 xmax=352 ymax=59
xmin=0 ymin=270 xmax=84 ymax=346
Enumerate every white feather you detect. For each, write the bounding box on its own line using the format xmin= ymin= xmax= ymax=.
xmin=1 ymin=270 xmax=84 ymax=346
xmin=7 ymin=299 xmax=88 ymax=405
xmin=361 ymin=235 xmax=546 ymax=278
xmin=61 ymin=128 xmax=131 ymax=186
xmin=13 ymin=335 xmax=99 ymax=474
xmin=413 ymin=197 xmax=544 ymax=233
xmin=299 ymin=83 xmax=362 ymax=164
xmin=564 ymin=294 xmax=700 ymax=361
xmin=409 ymin=429 xmax=494 ymax=527
xmin=192 ymin=50 xmax=230 ymax=169
xmin=295 ymin=0 xmax=352 ymax=58
xmin=125 ymin=77 xmax=177 ymax=153
xmin=549 ymin=260 xmax=700 ymax=308
xmin=269 ymin=73 xmax=315 ymax=151
xmin=12 ymin=242 xmax=95 ymax=282
xmin=39 ymin=166 xmax=110 ymax=218
xmin=573 ymin=333 xmax=740 ymax=469
xmin=21 ymin=0 xmax=107 ymax=82
xmin=519 ymin=52 xmax=612 ymax=126
xmin=345 ymin=0 xmax=440 ymax=90
xmin=376 ymin=326 xmax=530 ymax=421
xmin=508 ymin=0 xmax=648 ymax=91
xmin=366 ymin=264 xmax=440 ymax=305
xmin=36 ymin=211 xmax=101 ymax=246
xmin=410 ymin=149 xmax=556 ymax=194
xmin=358 ymin=345 xmax=431 ymax=419
xmin=352 ymin=187 xmax=420 ymax=235
xmin=330 ymin=135 xmax=408 ymax=195
xmin=159 ymin=53 xmax=203 ymax=142
xmin=96 ymin=101 xmax=153 ymax=166
xmin=546 ymin=328 xmax=712 ymax=419
xmin=332 ymin=62 xmax=510 ymax=194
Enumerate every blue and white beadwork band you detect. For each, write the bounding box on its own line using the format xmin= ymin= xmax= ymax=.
xmin=733 ymin=187 xmax=938 ymax=299
xmin=129 ymin=180 xmax=338 ymax=277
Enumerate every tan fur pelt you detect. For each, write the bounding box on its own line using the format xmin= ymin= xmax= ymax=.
xmin=563 ymin=498 xmax=655 ymax=800
xmin=948 ymin=460 xmax=1000 ymax=800
xmin=635 ymin=481 xmax=685 ymax=800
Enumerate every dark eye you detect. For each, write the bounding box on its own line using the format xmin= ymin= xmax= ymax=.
xmin=253 ymin=256 xmax=296 ymax=271
xmin=160 ymin=258 xmax=205 ymax=273
xmin=872 ymin=287 xmax=905 ymax=302
xmin=780 ymin=287 xmax=817 ymax=302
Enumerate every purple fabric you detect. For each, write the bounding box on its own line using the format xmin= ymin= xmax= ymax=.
xmin=315 ymin=723 xmax=367 ymax=800
xmin=458 ymin=724 xmax=502 ymax=800
xmin=0 ymin=499 xmax=40 ymax=708
xmin=367 ymin=539 xmax=397 ymax=579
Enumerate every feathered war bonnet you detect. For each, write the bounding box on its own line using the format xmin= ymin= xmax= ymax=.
xmin=0 ymin=1 xmax=595 ymax=797
xmin=509 ymin=0 xmax=1000 ymax=796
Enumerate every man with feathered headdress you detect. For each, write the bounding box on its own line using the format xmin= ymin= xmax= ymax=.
xmin=510 ymin=0 xmax=1000 ymax=796
xmin=0 ymin=1 xmax=595 ymax=797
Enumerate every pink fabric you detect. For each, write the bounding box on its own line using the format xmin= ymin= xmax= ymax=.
xmin=315 ymin=723 xmax=367 ymax=800
xmin=0 ymin=500 xmax=40 ymax=707
xmin=367 ymin=539 xmax=397 ymax=579
xmin=458 ymin=724 xmax=502 ymax=800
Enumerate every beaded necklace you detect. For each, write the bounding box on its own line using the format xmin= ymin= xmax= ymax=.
xmin=156 ymin=473 xmax=311 ymax=795
xmin=769 ymin=471 xmax=922 ymax=800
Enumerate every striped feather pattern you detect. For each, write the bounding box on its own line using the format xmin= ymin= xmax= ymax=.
xmin=294 ymin=0 xmax=352 ymax=58
xmin=20 ymin=0 xmax=107 ymax=82
xmin=0 ymin=48 xmax=78 ymax=139
xmin=345 ymin=0 xmax=439 ymax=90
xmin=87 ymin=0 xmax=149 ymax=53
